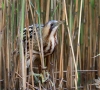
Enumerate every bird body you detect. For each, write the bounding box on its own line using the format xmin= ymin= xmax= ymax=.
xmin=23 ymin=20 xmax=64 ymax=67
xmin=43 ymin=33 xmax=58 ymax=56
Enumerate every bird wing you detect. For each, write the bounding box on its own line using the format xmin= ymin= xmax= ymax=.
xmin=23 ymin=24 xmax=44 ymax=41
xmin=23 ymin=24 xmax=44 ymax=53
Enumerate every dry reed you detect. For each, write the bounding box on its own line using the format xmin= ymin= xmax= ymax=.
xmin=0 ymin=0 xmax=100 ymax=90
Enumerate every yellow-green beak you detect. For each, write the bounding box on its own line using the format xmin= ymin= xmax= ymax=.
xmin=56 ymin=20 xmax=65 ymax=26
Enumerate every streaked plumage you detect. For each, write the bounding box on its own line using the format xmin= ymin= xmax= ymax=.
xmin=23 ymin=20 xmax=64 ymax=67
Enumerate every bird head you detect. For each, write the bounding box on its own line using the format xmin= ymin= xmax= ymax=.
xmin=42 ymin=20 xmax=64 ymax=39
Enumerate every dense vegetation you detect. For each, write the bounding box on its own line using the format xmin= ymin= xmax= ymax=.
xmin=0 ymin=0 xmax=100 ymax=90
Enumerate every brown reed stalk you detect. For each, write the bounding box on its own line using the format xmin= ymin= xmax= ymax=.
xmin=59 ymin=1 xmax=65 ymax=89
xmin=18 ymin=0 xmax=26 ymax=89
xmin=83 ymin=0 xmax=89 ymax=84
xmin=6 ymin=1 xmax=10 ymax=89
xmin=53 ymin=0 xmax=56 ymax=19
xmin=98 ymin=0 xmax=100 ymax=77
xmin=45 ymin=0 xmax=50 ymax=23
xmin=1 ymin=0 xmax=100 ymax=89
xmin=72 ymin=0 xmax=78 ymax=36
xmin=65 ymin=0 xmax=78 ymax=89
xmin=64 ymin=0 xmax=78 ymax=89
xmin=92 ymin=0 xmax=98 ymax=82
xmin=2 ymin=38 xmax=7 ymax=90
xmin=40 ymin=0 xmax=44 ymax=23
xmin=0 ymin=0 xmax=2 ymax=89
xmin=75 ymin=0 xmax=83 ymax=89
xmin=94 ymin=1 xmax=100 ymax=83
xmin=2 ymin=0 xmax=7 ymax=89
xmin=67 ymin=1 xmax=73 ymax=89
xmin=0 ymin=47 xmax=1 ymax=90
xmin=25 ymin=1 xmax=35 ymax=88
xmin=76 ymin=0 xmax=83 ymax=66
xmin=89 ymin=0 xmax=93 ymax=80
xmin=0 ymin=0 xmax=2 ymax=32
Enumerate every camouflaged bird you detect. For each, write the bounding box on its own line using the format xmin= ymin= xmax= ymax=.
xmin=23 ymin=20 xmax=64 ymax=67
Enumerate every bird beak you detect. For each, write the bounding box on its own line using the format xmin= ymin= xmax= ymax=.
xmin=56 ymin=20 xmax=65 ymax=26
xmin=54 ymin=21 xmax=65 ymax=27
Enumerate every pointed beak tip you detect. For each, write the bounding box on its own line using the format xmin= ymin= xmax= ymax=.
xmin=58 ymin=20 xmax=65 ymax=25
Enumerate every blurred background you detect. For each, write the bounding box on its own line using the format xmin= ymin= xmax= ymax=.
xmin=0 ymin=0 xmax=100 ymax=90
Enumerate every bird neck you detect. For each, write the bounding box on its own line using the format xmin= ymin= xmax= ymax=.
xmin=42 ymin=26 xmax=58 ymax=42
xmin=42 ymin=26 xmax=50 ymax=40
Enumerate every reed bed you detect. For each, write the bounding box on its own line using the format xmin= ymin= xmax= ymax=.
xmin=0 ymin=0 xmax=100 ymax=90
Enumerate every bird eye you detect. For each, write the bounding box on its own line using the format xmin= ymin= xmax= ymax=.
xmin=51 ymin=23 xmax=53 ymax=27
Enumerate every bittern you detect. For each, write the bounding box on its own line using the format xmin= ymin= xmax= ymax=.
xmin=23 ymin=20 xmax=64 ymax=67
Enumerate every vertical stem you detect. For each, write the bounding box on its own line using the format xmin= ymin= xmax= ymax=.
xmin=89 ymin=0 xmax=92 ymax=80
xmin=63 ymin=0 xmax=78 ymax=89
xmin=40 ymin=0 xmax=44 ymax=23
xmin=0 ymin=0 xmax=2 ymax=89
xmin=45 ymin=0 xmax=50 ymax=23
xmin=19 ymin=0 xmax=26 ymax=89
xmin=59 ymin=0 xmax=65 ymax=89
xmin=98 ymin=0 xmax=100 ymax=77
xmin=26 ymin=0 xmax=34 ymax=88
xmin=76 ymin=0 xmax=83 ymax=89
xmin=76 ymin=0 xmax=83 ymax=65
xmin=69 ymin=0 xmax=73 ymax=88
